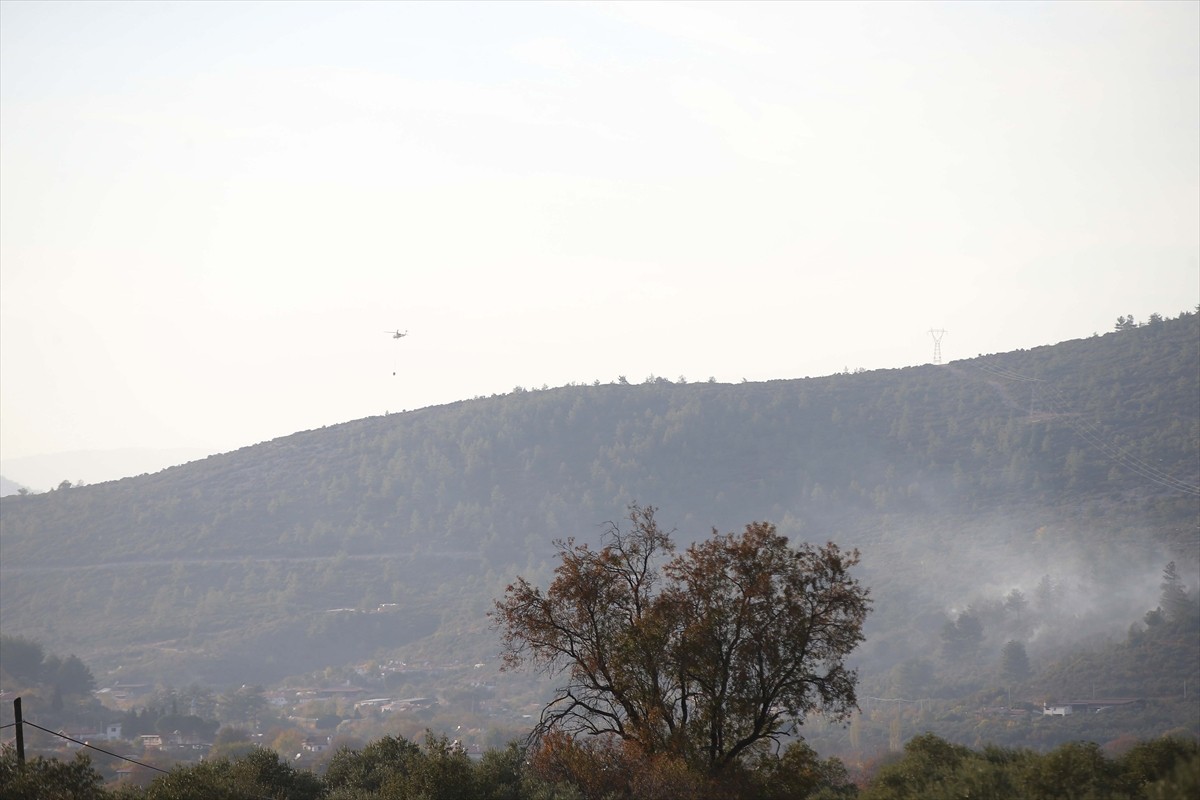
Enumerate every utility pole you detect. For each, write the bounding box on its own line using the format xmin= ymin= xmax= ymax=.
xmin=928 ymin=329 xmax=947 ymax=365
xmin=14 ymin=697 xmax=25 ymax=765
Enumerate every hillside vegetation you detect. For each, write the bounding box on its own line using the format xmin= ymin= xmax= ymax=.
xmin=1 ymin=314 xmax=1196 ymax=698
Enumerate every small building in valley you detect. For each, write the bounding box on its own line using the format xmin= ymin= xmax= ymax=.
xmin=1043 ymin=698 xmax=1141 ymax=716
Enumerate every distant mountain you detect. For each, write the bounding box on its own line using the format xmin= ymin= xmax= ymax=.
xmin=0 ymin=475 xmax=27 ymax=497
xmin=1 ymin=314 xmax=1196 ymax=689
xmin=0 ymin=447 xmax=216 ymax=493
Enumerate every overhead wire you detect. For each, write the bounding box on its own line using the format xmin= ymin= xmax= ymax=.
xmin=973 ymin=360 xmax=1200 ymax=496
xmin=982 ymin=369 xmax=1199 ymax=495
xmin=1039 ymin=388 xmax=1198 ymax=495
xmin=19 ymin=719 xmax=170 ymax=774
xmin=14 ymin=717 xmax=289 ymax=800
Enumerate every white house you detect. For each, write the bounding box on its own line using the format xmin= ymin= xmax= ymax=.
xmin=62 ymin=722 xmax=123 ymax=746
xmin=302 ymin=735 xmax=332 ymax=753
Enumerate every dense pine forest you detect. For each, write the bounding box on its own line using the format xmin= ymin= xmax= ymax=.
xmin=2 ymin=312 xmax=1198 ymax=796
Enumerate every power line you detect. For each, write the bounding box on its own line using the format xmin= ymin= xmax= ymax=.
xmin=974 ymin=360 xmax=1200 ymax=496
xmin=21 ymin=719 xmax=170 ymax=775
xmin=15 ymin=713 xmax=290 ymax=800
xmin=1029 ymin=380 xmax=1198 ymax=494
xmin=1039 ymin=390 xmax=1199 ymax=495
xmin=976 ymin=362 xmax=1041 ymax=383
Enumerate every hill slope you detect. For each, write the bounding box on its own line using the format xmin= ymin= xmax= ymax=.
xmin=1 ymin=315 xmax=1197 ymax=686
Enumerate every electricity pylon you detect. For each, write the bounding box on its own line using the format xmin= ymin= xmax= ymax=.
xmin=929 ymin=329 xmax=947 ymax=365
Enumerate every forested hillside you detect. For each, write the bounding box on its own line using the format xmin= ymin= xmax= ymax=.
xmin=1 ymin=313 xmax=1196 ymax=694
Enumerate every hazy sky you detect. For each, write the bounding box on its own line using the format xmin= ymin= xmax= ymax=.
xmin=2 ymin=0 xmax=1197 ymax=467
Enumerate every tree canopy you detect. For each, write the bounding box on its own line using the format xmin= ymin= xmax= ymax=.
xmin=493 ymin=505 xmax=871 ymax=774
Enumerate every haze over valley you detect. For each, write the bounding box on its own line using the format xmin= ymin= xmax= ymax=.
xmin=3 ymin=314 xmax=1197 ymax=768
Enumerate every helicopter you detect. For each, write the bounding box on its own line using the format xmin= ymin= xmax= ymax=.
xmin=386 ymin=330 xmax=408 ymax=375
